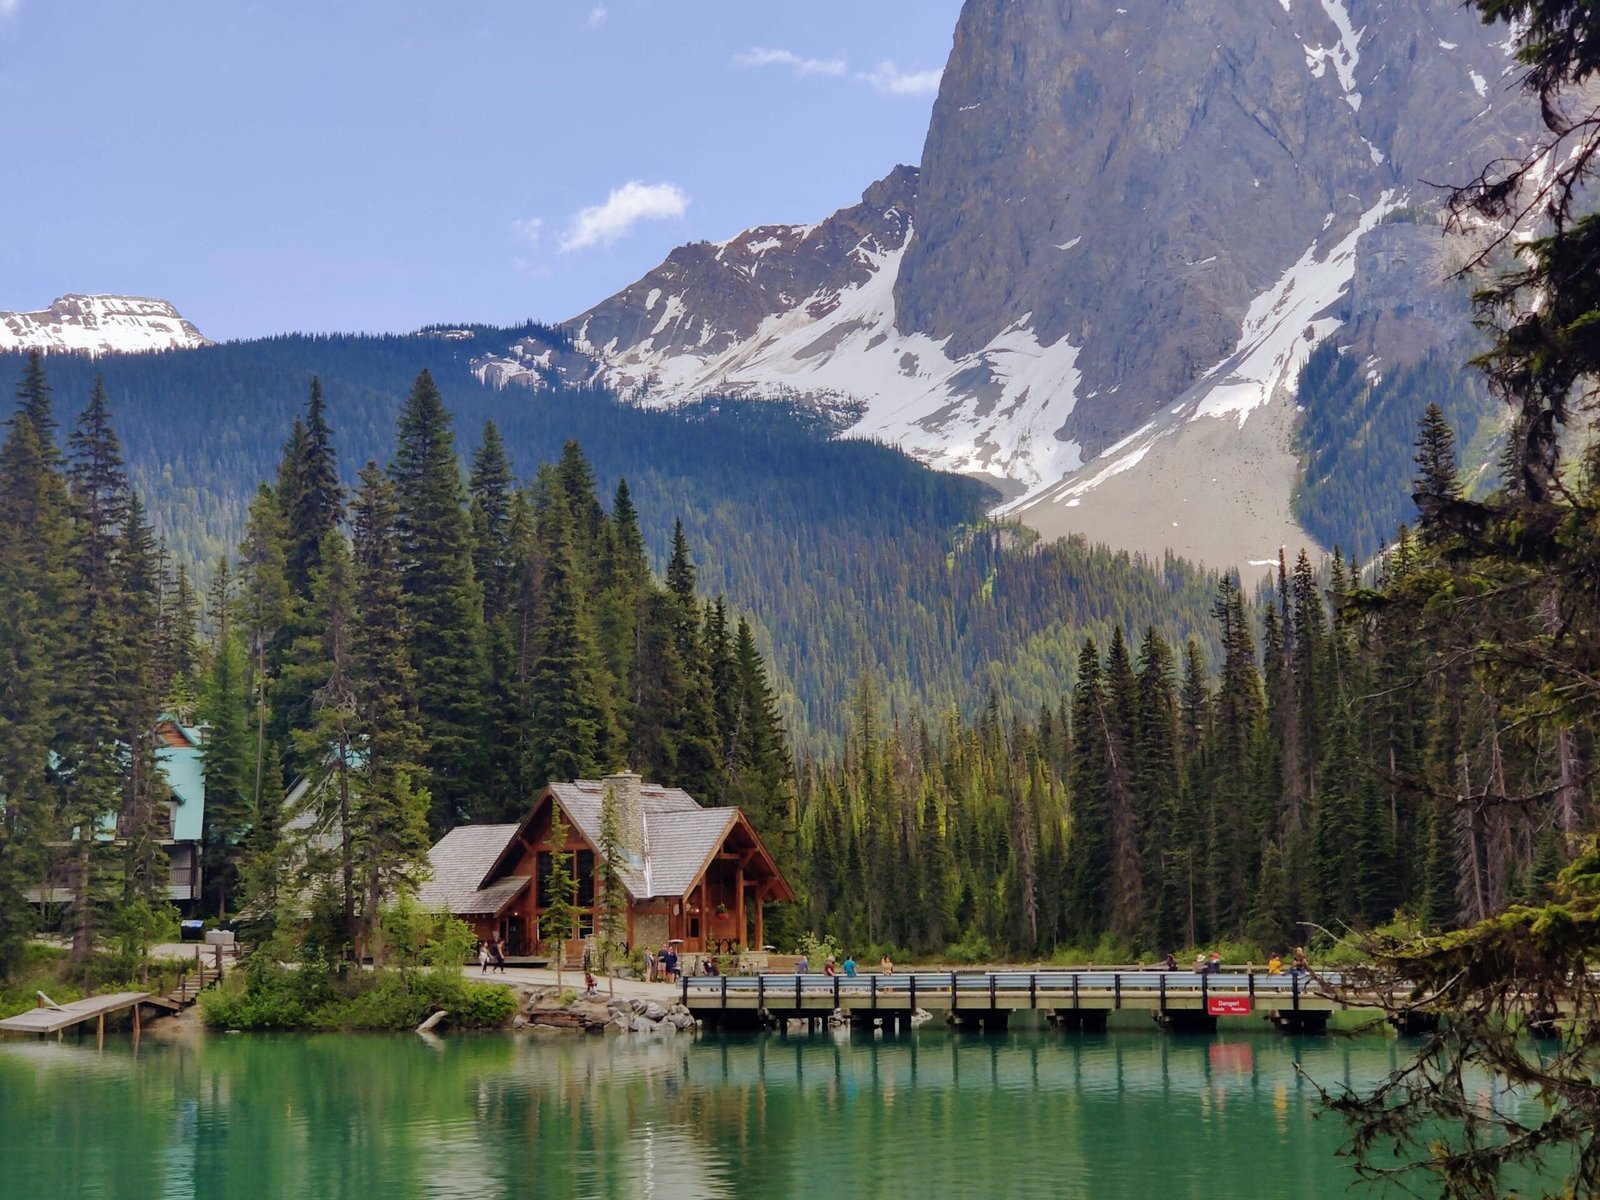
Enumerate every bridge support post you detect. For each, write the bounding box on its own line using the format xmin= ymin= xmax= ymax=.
xmin=1050 ymin=1008 xmax=1107 ymax=1033
xmin=1390 ymin=1010 xmax=1440 ymax=1036
xmin=1270 ymin=1010 xmax=1329 ymax=1035
xmin=1155 ymin=1010 xmax=1216 ymax=1034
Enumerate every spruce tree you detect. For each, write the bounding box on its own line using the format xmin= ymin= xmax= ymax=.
xmin=1066 ymin=638 xmax=1110 ymax=938
xmin=661 ymin=522 xmax=721 ymax=796
xmin=595 ymin=782 xmax=627 ymax=995
xmin=526 ymin=478 xmax=606 ymax=786
xmin=1412 ymin=401 xmax=1462 ymax=542
xmin=542 ymin=805 xmax=579 ymax=988
xmin=62 ymin=378 xmax=135 ymax=962
xmin=199 ymin=560 xmax=252 ymax=919
xmin=468 ymin=419 xmax=516 ymax=620
xmin=349 ymin=462 xmax=430 ymax=956
xmin=389 ymin=370 xmax=488 ymax=827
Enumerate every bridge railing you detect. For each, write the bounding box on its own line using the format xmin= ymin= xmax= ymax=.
xmin=682 ymin=968 xmax=1345 ymax=1006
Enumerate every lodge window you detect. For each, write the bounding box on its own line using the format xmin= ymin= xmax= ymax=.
xmin=576 ymin=851 xmax=594 ymax=907
xmin=535 ymin=849 xmax=596 ymax=908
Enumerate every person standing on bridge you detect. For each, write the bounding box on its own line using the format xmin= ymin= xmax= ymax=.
xmin=843 ymin=954 xmax=856 ymax=977
xmin=1163 ymin=952 xmax=1177 ymax=971
xmin=1267 ymin=952 xmax=1283 ymax=975
xmin=1291 ymin=947 xmax=1309 ymax=979
xmin=880 ymin=954 xmax=894 ymax=975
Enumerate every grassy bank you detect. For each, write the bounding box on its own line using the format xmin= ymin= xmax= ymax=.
xmin=199 ymin=956 xmax=515 ymax=1032
xmin=0 ymin=943 xmax=196 ymax=1020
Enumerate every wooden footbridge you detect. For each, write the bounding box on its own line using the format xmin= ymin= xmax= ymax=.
xmin=684 ymin=969 xmax=1382 ymax=1034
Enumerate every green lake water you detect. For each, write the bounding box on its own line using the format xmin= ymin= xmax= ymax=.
xmin=0 ymin=1024 xmax=1530 ymax=1198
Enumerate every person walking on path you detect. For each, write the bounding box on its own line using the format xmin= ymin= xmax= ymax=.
xmin=477 ymin=940 xmax=491 ymax=973
xmin=491 ymin=938 xmax=507 ymax=973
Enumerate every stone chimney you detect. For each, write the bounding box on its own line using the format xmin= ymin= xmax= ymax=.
xmin=602 ymin=771 xmax=645 ymax=862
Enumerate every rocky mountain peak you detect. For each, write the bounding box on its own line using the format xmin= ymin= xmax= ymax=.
xmin=0 ymin=294 xmax=210 ymax=356
xmin=473 ymin=0 xmax=1536 ymax=564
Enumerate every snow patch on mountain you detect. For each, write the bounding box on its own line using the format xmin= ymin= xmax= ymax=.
xmin=566 ymin=240 xmax=1085 ymax=487
xmin=999 ymin=192 xmax=1399 ymax=518
xmin=1193 ymin=190 xmax=1398 ymax=424
xmin=0 ymin=295 xmax=209 ymax=356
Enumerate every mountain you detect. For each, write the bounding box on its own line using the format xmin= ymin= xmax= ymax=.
xmin=0 ymin=294 xmax=209 ymax=356
xmin=477 ymin=0 xmax=1532 ymax=565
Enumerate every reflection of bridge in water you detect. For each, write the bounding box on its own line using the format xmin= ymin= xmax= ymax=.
xmin=680 ymin=1028 xmax=1406 ymax=1100
xmin=684 ymin=970 xmax=1399 ymax=1035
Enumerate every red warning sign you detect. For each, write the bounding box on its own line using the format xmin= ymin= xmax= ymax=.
xmin=1207 ymin=996 xmax=1253 ymax=1016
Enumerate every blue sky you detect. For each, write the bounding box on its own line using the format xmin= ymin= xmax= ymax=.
xmin=0 ymin=0 xmax=963 ymax=340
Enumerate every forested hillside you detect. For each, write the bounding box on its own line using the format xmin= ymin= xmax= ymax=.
xmin=1293 ymin=341 xmax=1499 ymax=560
xmin=4 ymin=343 xmax=1227 ymax=746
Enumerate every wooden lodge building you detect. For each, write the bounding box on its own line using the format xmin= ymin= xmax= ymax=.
xmin=418 ymin=773 xmax=793 ymax=960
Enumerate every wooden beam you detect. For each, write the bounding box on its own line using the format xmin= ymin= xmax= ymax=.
xmin=735 ymin=863 xmax=745 ymax=950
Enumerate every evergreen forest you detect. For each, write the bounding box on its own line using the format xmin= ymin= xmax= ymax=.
xmin=0 ymin=341 xmax=1228 ymax=749
xmin=3 ymin=339 xmax=1593 ymax=976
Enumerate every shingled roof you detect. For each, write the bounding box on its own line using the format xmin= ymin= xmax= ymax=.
xmin=417 ymin=778 xmax=788 ymax=914
xmin=417 ymin=823 xmax=528 ymax=915
xmin=547 ymin=780 xmax=738 ymax=900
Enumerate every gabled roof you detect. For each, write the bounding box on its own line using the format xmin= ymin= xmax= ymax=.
xmin=544 ymin=779 xmax=737 ymax=900
xmin=418 ymin=779 xmax=794 ymax=915
xmin=417 ymin=823 xmax=527 ymax=915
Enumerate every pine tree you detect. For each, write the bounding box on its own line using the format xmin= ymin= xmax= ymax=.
xmin=469 ymin=419 xmax=516 ymax=620
xmin=1135 ymin=628 xmax=1181 ymax=948
xmin=199 ymin=560 xmax=251 ymax=919
xmin=1412 ymin=401 xmax=1462 ymax=542
xmin=0 ymin=359 xmax=73 ymax=974
xmin=271 ymin=378 xmax=343 ymax=772
xmin=526 ymin=477 xmax=606 ymax=786
xmin=236 ymin=484 xmax=290 ymax=839
xmin=595 ymin=782 xmax=627 ymax=996
xmin=661 ymin=521 xmax=721 ymax=796
xmin=542 ymin=805 xmax=579 ymax=988
xmin=595 ymin=479 xmax=651 ymax=699
xmin=349 ymin=462 xmax=430 ymax=958
xmin=390 ymin=369 xmax=487 ymax=827
xmin=62 ymin=377 xmax=134 ymax=962
xmin=1066 ymin=638 xmax=1110 ymax=938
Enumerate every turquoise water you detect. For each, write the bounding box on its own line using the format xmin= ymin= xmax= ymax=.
xmin=0 ymin=1025 xmax=1520 ymax=1198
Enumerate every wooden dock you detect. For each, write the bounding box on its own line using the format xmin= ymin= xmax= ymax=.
xmin=684 ymin=969 xmax=1381 ymax=1034
xmin=0 ymin=992 xmax=154 ymax=1044
xmin=0 ymin=947 xmax=227 ymax=1043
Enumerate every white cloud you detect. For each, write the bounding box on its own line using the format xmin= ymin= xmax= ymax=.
xmin=559 ymin=181 xmax=688 ymax=253
xmin=859 ymin=60 xmax=943 ymax=96
xmin=511 ymin=216 xmax=544 ymax=248
xmin=587 ymin=5 xmax=606 ymax=28
xmin=733 ymin=47 xmax=847 ymax=78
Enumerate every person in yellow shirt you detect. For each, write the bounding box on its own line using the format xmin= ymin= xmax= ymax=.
xmin=1267 ymin=952 xmax=1283 ymax=975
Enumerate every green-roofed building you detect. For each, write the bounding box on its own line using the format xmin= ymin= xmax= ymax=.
xmin=150 ymin=719 xmax=206 ymax=904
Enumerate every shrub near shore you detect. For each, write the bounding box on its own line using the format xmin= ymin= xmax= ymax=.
xmin=200 ymin=958 xmax=515 ymax=1031
xmin=201 ymin=906 xmax=515 ymax=1032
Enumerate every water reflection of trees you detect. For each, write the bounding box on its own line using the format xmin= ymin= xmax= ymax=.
xmin=0 ymin=1031 xmax=1499 ymax=1200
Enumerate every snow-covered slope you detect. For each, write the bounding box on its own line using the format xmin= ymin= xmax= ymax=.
xmin=0 ymin=295 xmax=209 ymax=356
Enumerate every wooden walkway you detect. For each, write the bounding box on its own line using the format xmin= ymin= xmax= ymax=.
xmin=684 ymin=969 xmax=1378 ymax=1033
